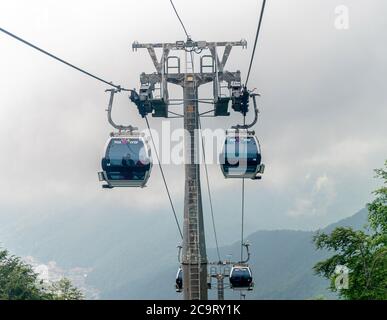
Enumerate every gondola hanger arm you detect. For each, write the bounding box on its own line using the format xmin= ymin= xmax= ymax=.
xmin=105 ymin=88 xmax=138 ymax=132
xmin=177 ymin=245 xmax=183 ymax=264
xmin=240 ymin=242 xmax=251 ymax=264
xmin=232 ymin=92 xmax=260 ymax=131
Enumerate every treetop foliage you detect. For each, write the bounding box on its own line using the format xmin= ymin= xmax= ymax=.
xmin=313 ymin=161 xmax=387 ymax=300
xmin=0 ymin=248 xmax=84 ymax=300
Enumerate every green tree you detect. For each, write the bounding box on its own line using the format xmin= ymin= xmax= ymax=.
xmin=48 ymin=278 xmax=84 ymax=300
xmin=0 ymin=248 xmax=83 ymax=300
xmin=0 ymin=249 xmax=49 ymax=300
xmin=313 ymin=161 xmax=387 ymax=300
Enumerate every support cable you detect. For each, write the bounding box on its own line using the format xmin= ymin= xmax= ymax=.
xmin=198 ymin=117 xmax=222 ymax=263
xmin=199 ymin=109 xmax=215 ymax=116
xmin=0 ymin=27 xmax=186 ymax=241
xmin=0 ymin=27 xmax=128 ymax=91
xmin=169 ymin=0 xmax=189 ymax=38
xmin=168 ymin=110 xmax=184 ymax=117
xmin=145 ymin=116 xmax=183 ymax=239
xmin=245 ymin=0 xmax=267 ymax=86
xmin=240 ymin=115 xmax=247 ymax=262
xmin=241 ymin=178 xmax=245 ymax=262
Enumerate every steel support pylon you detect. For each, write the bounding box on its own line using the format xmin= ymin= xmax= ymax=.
xmin=132 ymin=38 xmax=246 ymax=300
xmin=182 ymin=73 xmax=208 ymax=300
xmin=216 ymin=274 xmax=225 ymax=300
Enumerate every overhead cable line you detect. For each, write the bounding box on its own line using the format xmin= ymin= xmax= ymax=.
xmin=145 ymin=116 xmax=183 ymax=239
xmin=0 ymin=27 xmax=184 ymax=239
xmin=240 ymin=115 xmax=247 ymax=262
xmin=198 ymin=117 xmax=222 ymax=263
xmin=0 ymin=27 xmax=184 ymax=240
xmin=169 ymin=0 xmax=190 ymax=39
xmin=239 ymin=0 xmax=267 ymax=260
xmin=240 ymin=178 xmax=246 ymax=261
xmin=0 ymin=27 xmax=128 ymax=91
xmin=245 ymin=0 xmax=267 ymax=86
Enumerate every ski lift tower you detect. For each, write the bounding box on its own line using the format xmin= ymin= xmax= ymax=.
xmin=132 ymin=38 xmax=247 ymax=300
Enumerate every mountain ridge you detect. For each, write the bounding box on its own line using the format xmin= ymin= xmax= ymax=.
xmin=99 ymin=208 xmax=368 ymax=299
xmin=0 ymin=207 xmax=368 ymax=299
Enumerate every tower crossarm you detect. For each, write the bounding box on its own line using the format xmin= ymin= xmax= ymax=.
xmin=132 ymin=39 xmax=247 ymax=51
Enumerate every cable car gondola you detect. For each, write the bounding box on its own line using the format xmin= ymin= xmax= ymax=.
xmin=98 ymin=131 xmax=152 ymax=188
xmin=229 ymin=265 xmax=253 ymax=290
xmin=175 ymin=268 xmax=183 ymax=292
xmin=220 ymin=129 xmax=264 ymax=179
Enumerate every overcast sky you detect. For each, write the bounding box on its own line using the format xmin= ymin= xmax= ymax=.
xmin=0 ymin=0 xmax=386 ymax=249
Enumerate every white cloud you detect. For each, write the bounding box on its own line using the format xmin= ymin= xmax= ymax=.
xmin=288 ymin=174 xmax=337 ymax=217
xmin=24 ymin=256 xmax=100 ymax=299
xmin=0 ymin=0 xmax=386 ymax=232
xmin=315 ymin=175 xmax=329 ymax=192
xmin=304 ymin=138 xmax=385 ymax=169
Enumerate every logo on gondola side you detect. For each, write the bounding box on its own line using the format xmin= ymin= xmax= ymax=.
xmin=115 ymin=138 xmax=140 ymax=144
